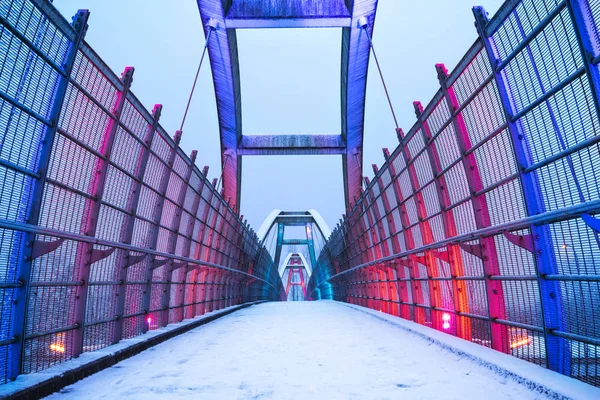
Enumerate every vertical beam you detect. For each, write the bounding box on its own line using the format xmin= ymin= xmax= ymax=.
xmin=218 ymin=212 xmax=234 ymax=309
xmin=354 ymin=197 xmax=375 ymax=265
xmin=180 ymin=166 xmax=208 ymax=322
xmin=285 ymin=268 xmax=293 ymax=299
xmin=435 ymin=67 xmax=507 ymax=351
xmin=385 ymin=263 xmax=400 ymax=316
xmin=219 ymin=202 xmax=235 ymax=271
xmin=206 ymin=194 xmax=227 ymax=312
xmin=343 ymin=212 xmax=361 ymax=269
xmin=414 ymin=99 xmax=472 ymax=342
xmin=200 ymin=184 xmax=221 ymax=313
xmin=73 ymin=66 xmax=134 ymax=357
xmin=204 ymin=268 xmax=216 ymax=313
xmin=372 ymin=165 xmax=401 ymax=316
xmin=225 ymin=274 xmax=233 ymax=307
xmin=299 ymin=268 xmax=307 ymax=299
xmin=142 ymin=130 xmax=182 ymax=333
xmin=228 ymin=217 xmax=246 ymax=304
xmin=384 ymin=148 xmax=418 ymax=321
xmin=211 ymin=199 xmax=228 ymax=268
xmin=372 ymin=164 xmax=401 ymax=255
xmin=364 ymin=177 xmax=391 ymax=259
xmin=396 ymin=128 xmax=440 ymax=328
xmin=305 ymin=224 xmax=318 ymax=277
xmin=11 ymin=9 xmax=89 ymax=378
xmin=195 ymin=268 xmax=209 ymax=315
xmin=474 ymin=7 xmax=568 ymax=372
xmin=362 ymin=178 xmax=386 ymax=312
xmin=395 ymin=259 xmax=415 ymax=320
xmin=113 ymin=104 xmax=162 ymax=343
xmin=188 ymin=177 xmax=217 ymax=316
xmin=212 ymin=269 xmax=222 ymax=311
xmin=160 ymin=149 xmax=197 ymax=327
xmin=273 ymin=224 xmax=285 ymax=272
xmin=202 ymin=189 xmax=222 ymax=266
xmin=218 ymin=272 xmax=226 ymax=309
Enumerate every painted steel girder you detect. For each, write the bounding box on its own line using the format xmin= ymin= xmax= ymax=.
xmin=225 ymin=0 xmax=351 ymax=28
xmin=196 ymin=0 xmax=378 ymax=210
xmin=239 ymin=134 xmax=346 ymax=155
xmin=196 ymin=0 xmax=241 ymax=208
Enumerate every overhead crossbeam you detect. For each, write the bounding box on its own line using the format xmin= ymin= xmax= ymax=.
xmin=275 ymin=215 xmax=316 ymax=225
xmin=225 ymin=0 xmax=351 ymax=29
xmin=239 ymin=134 xmax=346 ymax=155
xmin=196 ymin=0 xmax=379 ymax=210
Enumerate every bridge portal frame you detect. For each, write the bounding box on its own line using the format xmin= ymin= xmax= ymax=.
xmin=196 ymin=0 xmax=379 ymax=210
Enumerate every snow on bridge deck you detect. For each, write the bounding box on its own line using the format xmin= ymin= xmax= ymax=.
xmin=46 ymin=302 xmax=597 ymax=400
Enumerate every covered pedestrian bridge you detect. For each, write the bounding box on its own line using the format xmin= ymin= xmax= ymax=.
xmin=1 ymin=0 xmax=600 ymax=398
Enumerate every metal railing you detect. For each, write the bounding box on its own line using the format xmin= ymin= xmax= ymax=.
xmin=0 ymin=0 xmax=284 ymax=384
xmin=309 ymin=0 xmax=600 ymax=387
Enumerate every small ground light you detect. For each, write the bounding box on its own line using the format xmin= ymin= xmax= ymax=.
xmin=147 ymin=317 xmax=152 ymax=324
xmin=49 ymin=343 xmax=65 ymax=353
xmin=442 ymin=313 xmax=451 ymax=330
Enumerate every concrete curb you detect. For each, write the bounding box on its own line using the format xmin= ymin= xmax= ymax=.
xmin=2 ymin=301 xmax=268 ymax=400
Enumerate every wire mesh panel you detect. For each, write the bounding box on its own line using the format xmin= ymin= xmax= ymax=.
xmin=310 ymin=0 xmax=600 ymax=387
xmin=0 ymin=0 xmax=81 ymax=383
xmin=0 ymin=0 xmax=284 ymax=384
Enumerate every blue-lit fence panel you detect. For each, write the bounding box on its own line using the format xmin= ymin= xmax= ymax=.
xmin=0 ymin=0 xmax=284 ymax=384
xmin=310 ymin=0 xmax=600 ymax=387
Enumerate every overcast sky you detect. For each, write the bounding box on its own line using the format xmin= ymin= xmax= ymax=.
xmin=54 ymin=0 xmax=504 ymax=232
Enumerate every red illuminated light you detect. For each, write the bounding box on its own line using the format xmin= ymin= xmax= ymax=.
xmin=442 ymin=313 xmax=451 ymax=329
xmin=510 ymin=336 xmax=532 ymax=349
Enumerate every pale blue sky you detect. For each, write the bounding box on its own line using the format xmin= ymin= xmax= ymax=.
xmin=54 ymin=0 xmax=503 ymax=231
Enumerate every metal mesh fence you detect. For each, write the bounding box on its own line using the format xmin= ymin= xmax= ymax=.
xmin=309 ymin=0 xmax=600 ymax=387
xmin=0 ymin=0 xmax=284 ymax=384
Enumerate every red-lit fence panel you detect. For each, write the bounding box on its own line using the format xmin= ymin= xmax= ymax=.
xmin=310 ymin=0 xmax=600 ymax=387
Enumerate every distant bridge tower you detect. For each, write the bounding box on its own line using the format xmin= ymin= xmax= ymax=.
xmin=282 ymin=254 xmax=308 ymax=301
xmin=257 ymin=210 xmax=331 ymax=284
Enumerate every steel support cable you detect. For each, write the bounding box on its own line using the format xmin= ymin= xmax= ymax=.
xmin=179 ymin=24 xmax=215 ymax=132
xmin=360 ymin=20 xmax=399 ymax=129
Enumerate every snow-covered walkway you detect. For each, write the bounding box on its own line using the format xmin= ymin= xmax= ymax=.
xmin=46 ymin=302 xmax=558 ymax=399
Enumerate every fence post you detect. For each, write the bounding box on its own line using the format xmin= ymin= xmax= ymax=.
xmin=10 ymin=7 xmax=89 ymax=380
xmin=113 ymin=104 xmax=162 ymax=343
xmin=72 ymin=66 xmax=134 ymax=357
xmin=413 ymin=101 xmax=472 ymax=340
xmin=396 ymin=128 xmax=440 ymax=328
xmin=384 ymin=148 xmax=417 ymax=321
xmin=159 ymin=150 xmax=197 ymax=327
xmin=142 ymin=130 xmax=181 ymax=332
xmin=180 ymin=166 xmax=207 ymax=321
xmin=362 ymin=178 xmax=385 ymax=311
xmin=474 ymin=7 xmax=568 ymax=373
xmin=187 ymin=175 xmax=216 ymax=316
xmin=372 ymin=164 xmax=401 ymax=258
xmin=435 ymin=65 xmax=508 ymax=352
